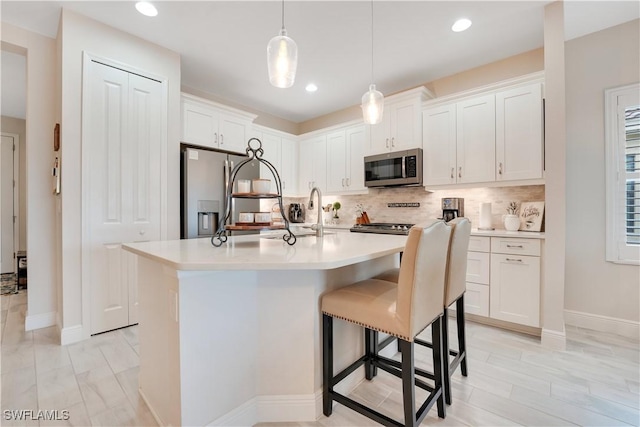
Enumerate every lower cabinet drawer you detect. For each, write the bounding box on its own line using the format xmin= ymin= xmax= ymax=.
xmin=466 ymin=251 xmax=490 ymax=285
xmin=464 ymin=282 xmax=489 ymax=317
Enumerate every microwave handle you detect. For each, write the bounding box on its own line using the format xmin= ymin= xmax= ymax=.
xmin=401 ymin=156 xmax=407 ymax=178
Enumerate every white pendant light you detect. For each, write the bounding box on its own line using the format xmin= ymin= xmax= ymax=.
xmin=267 ymin=0 xmax=298 ymax=88
xmin=361 ymin=0 xmax=383 ymax=124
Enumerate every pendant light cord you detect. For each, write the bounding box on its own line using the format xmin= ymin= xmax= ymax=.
xmin=370 ymin=0 xmax=374 ymax=83
xmin=282 ymin=0 xmax=285 ymax=30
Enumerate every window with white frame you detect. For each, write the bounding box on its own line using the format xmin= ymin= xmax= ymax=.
xmin=606 ymin=83 xmax=640 ymax=265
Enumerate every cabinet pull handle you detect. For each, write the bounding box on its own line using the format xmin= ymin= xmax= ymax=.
xmin=506 ymin=244 xmax=524 ymax=248
xmin=391 ymin=137 xmax=395 ymax=147
xmin=451 ymin=168 xmax=454 ymax=179
xmin=385 ymin=138 xmax=389 ymax=148
xmin=214 ymin=132 xmax=218 ymax=144
xmin=346 ymin=178 xmax=350 ymax=186
xmin=506 ymin=258 xmax=523 ymax=263
xmin=458 ymin=166 xmax=462 ymax=178
xmin=342 ymin=178 xmax=345 ymax=187
xmin=220 ymin=134 xmax=224 ymax=145
xmin=498 ymin=162 xmax=503 ymax=175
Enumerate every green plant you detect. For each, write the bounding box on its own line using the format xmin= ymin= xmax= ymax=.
xmin=506 ymin=201 xmax=519 ymax=215
xmin=332 ymin=201 xmax=341 ymax=218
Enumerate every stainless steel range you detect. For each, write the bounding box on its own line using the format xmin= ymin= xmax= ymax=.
xmin=350 ymin=223 xmax=414 ymax=235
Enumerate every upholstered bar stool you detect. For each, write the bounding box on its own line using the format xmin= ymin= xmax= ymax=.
xmin=374 ymin=217 xmax=471 ymax=405
xmin=321 ymin=220 xmax=451 ymax=427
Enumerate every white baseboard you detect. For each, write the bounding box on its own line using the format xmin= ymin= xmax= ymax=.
xmin=210 ymin=367 xmax=366 ymax=425
xmin=564 ymin=309 xmax=640 ymax=339
xmin=139 ymin=387 xmax=168 ymax=427
xmin=25 ymin=310 xmax=57 ymax=331
xmin=60 ymin=324 xmax=84 ymax=346
xmin=541 ymin=327 xmax=566 ymax=350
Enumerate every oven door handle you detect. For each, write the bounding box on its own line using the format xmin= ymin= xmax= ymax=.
xmin=401 ymin=156 xmax=407 ymax=178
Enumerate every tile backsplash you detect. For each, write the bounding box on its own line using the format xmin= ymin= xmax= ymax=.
xmin=283 ymin=185 xmax=545 ymax=230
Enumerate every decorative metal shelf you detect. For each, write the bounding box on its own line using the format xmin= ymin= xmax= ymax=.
xmin=226 ymin=224 xmax=286 ymax=231
xmin=231 ymin=192 xmax=280 ymax=199
xmin=212 ymin=138 xmax=296 ymax=247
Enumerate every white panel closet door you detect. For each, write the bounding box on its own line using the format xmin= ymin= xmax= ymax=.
xmin=127 ymin=73 xmax=162 ymax=324
xmin=86 ymin=61 xmax=161 ymax=334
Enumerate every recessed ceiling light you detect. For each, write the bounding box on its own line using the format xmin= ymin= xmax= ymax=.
xmin=305 ymin=83 xmax=318 ymax=93
xmin=452 ymin=18 xmax=472 ymax=32
xmin=136 ymin=1 xmax=158 ymax=17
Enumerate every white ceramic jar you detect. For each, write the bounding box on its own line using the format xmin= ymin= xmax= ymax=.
xmin=503 ymin=214 xmax=520 ymax=231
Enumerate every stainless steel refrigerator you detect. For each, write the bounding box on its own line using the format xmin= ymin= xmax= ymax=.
xmin=180 ymin=146 xmax=260 ymax=239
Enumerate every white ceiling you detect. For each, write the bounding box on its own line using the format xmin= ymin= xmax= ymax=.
xmin=1 ymin=1 xmax=638 ymax=123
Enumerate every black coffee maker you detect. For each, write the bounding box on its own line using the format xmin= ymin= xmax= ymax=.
xmin=288 ymin=203 xmax=305 ymax=223
xmin=442 ymin=198 xmax=464 ymax=222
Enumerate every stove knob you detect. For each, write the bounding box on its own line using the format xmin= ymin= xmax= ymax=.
xmin=402 ymin=226 xmax=408 ymax=231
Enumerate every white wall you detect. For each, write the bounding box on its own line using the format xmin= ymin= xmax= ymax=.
xmin=565 ymin=19 xmax=640 ymax=324
xmin=58 ymin=9 xmax=181 ymax=341
xmin=1 ymin=25 xmax=58 ymax=329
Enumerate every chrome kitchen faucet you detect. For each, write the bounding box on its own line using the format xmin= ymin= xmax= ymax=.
xmin=308 ymin=187 xmax=324 ymax=237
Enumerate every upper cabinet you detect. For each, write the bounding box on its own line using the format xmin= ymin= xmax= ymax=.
xmin=366 ymin=87 xmax=433 ymax=156
xmin=181 ymin=93 xmax=257 ymax=154
xmin=423 ymin=75 xmax=544 ymax=187
xmin=456 ymin=94 xmax=496 ymax=184
xmin=254 ymin=127 xmax=299 ymax=197
xmin=495 ymin=83 xmax=543 ymax=182
xmin=299 ymin=135 xmax=327 ymax=194
xmin=326 ymin=125 xmax=367 ymax=194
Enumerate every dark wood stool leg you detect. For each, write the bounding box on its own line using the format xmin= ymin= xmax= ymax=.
xmin=456 ymin=295 xmax=468 ymax=377
xmin=432 ymin=316 xmax=446 ymax=419
xmin=399 ymin=338 xmax=417 ymax=427
xmin=322 ymin=314 xmax=333 ymax=416
xmin=442 ymin=307 xmax=452 ymax=405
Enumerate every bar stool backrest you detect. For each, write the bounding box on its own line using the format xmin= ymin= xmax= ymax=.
xmin=444 ymin=217 xmax=472 ymax=307
xmin=396 ymin=219 xmax=451 ymax=340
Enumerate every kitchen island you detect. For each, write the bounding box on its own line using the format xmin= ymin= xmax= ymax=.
xmin=122 ymin=232 xmax=407 ymax=426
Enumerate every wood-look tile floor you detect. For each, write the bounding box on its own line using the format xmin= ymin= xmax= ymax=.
xmin=2 ymin=291 xmax=639 ymax=426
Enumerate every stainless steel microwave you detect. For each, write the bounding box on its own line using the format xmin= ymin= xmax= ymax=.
xmin=364 ymin=148 xmax=423 ymax=187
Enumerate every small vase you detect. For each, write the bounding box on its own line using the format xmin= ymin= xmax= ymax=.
xmin=502 ymin=214 xmax=520 ymax=231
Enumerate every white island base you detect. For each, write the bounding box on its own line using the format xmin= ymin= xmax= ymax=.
xmin=124 ymin=233 xmax=406 ymax=426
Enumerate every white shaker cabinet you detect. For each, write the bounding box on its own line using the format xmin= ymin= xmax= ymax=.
xmin=489 ymin=237 xmax=541 ymax=327
xmin=326 ymin=125 xmax=367 ymax=194
xmin=495 ymin=83 xmax=543 ymax=181
xmin=366 ymin=87 xmax=432 ymax=156
xmin=256 ymin=129 xmax=298 ymax=197
xmin=456 ymin=94 xmax=496 ymax=184
xmin=181 ymin=93 xmax=256 ymax=154
xmin=422 ymin=75 xmax=544 ymax=188
xmin=423 ymin=94 xmax=496 ymax=185
xmin=299 ymin=135 xmax=327 ymax=193
xmin=423 ymin=104 xmax=457 ymax=185
xmin=280 ymin=137 xmax=299 ymax=196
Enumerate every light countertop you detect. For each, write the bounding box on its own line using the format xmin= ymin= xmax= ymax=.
xmin=122 ymin=231 xmax=406 ymax=271
xmin=471 ymin=229 xmax=545 ymax=239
